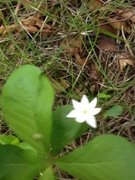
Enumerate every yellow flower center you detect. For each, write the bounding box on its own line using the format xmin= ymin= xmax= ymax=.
xmin=83 ymin=109 xmax=88 ymax=114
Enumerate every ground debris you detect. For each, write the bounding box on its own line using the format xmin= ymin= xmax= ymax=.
xmin=97 ymin=36 xmax=117 ymax=52
xmin=116 ymin=53 xmax=135 ymax=71
xmin=61 ymin=36 xmax=87 ymax=66
xmin=0 ymin=14 xmax=55 ymax=36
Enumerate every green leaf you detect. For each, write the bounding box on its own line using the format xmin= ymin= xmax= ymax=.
xmin=56 ymin=135 xmax=135 ymax=180
xmin=0 ymin=135 xmax=37 ymax=153
xmin=1 ymin=65 xmax=54 ymax=154
xmin=0 ymin=144 xmax=45 ymax=180
xmin=39 ymin=166 xmax=56 ymax=180
xmin=0 ymin=135 xmax=20 ymax=145
xmin=97 ymin=92 xmax=111 ymax=100
xmin=18 ymin=141 xmax=38 ymax=153
xmin=104 ymin=105 xmax=123 ymax=118
xmin=51 ymin=105 xmax=88 ymax=154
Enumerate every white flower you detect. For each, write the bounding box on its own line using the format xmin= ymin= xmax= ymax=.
xmin=66 ymin=95 xmax=101 ymax=128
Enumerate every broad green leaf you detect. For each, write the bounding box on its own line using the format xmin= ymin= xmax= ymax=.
xmin=0 ymin=135 xmax=37 ymax=152
xmin=2 ymin=65 xmax=54 ymax=154
xmin=56 ymin=135 xmax=135 ymax=180
xmin=0 ymin=144 xmax=45 ymax=180
xmin=39 ymin=166 xmax=56 ymax=180
xmin=51 ymin=105 xmax=88 ymax=154
xmin=104 ymin=105 xmax=123 ymax=118
xmin=0 ymin=135 xmax=20 ymax=145
xmin=18 ymin=141 xmax=38 ymax=153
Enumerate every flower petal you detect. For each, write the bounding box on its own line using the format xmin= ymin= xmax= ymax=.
xmin=76 ymin=115 xmax=86 ymax=123
xmin=89 ymin=97 xmax=97 ymax=109
xmin=72 ymin=99 xmax=81 ymax=110
xmin=92 ymin=108 xmax=101 ymax=115
xmin=66 ymin=110 xmax=77 ymax=118
xmin=86 ymin=116 xmax=97 ymax=128
xmin=81 ymin=95 xmax=89 ymax=106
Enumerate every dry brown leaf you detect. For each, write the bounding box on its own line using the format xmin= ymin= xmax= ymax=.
xmin=89 ymin=63 xmax=102 ymax=81
xmin=61 ymin=36 xmax=87 ymax=65
xmin=97 ymin=36 xmax=117 ymax=52
xmin=88 ymin=0 xmax=103 ymax=11
xmin=117 ymin=53 xmax=134 ymax=71
xmin=100 ymin=24 xmax=117 ymax=35
xmin=62 ymin=36 xmax=83 ymax=55
xmin=0 ymin=24 xmax=19 ymax=35
xmin=35 ymin=20 xmax=43 ymax=28
xmin=24 ymin=25 xmax=38 ymax=33
xmin=108 ymin=17 xmax=130 ymax=32
xmin=22 ymin=0 xmax=31 ymax=3
xmin=108 ymin=9 xmax=135 ymax=33
xmin=22 ymin=16 xmax=42 ymax=26
xmin=0 ymin=15 xmax=54 ymax=36
xmin=74 ymin=53 xmax=86 ymax=66
xmin=119 ymin=10 xmax=135 ymax=23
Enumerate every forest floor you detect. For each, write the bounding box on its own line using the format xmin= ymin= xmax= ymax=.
xmin=0 ymin=0 xmax=135 ymax=179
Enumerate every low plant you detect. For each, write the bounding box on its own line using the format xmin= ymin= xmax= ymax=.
xmin=0 ymin=64 xmax=135 ymax=180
